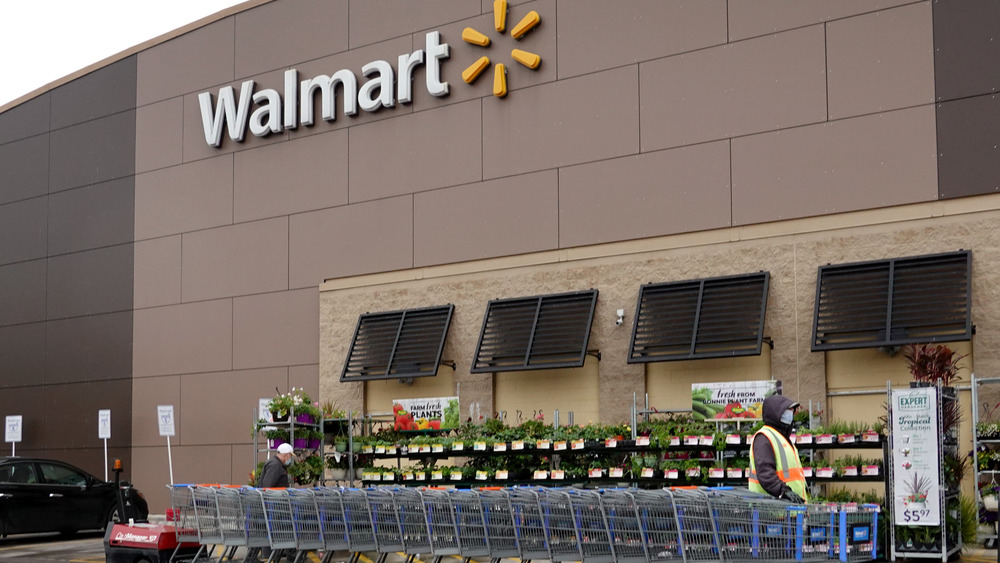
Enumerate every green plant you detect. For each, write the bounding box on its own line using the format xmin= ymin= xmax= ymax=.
xmin=904 ymin=343 xmax=966 ymax=386
xmin=248 ymin=461 xmax=265 ymax=486
xmin=903 ymin=471 xmax=933 ymax=504
xmin=960 ymin=495 xmax=978 ymax=545
xmin=326 ymin=454 xmax=349 ymax=470
xmin=321 ymin=399 xmax=346 ymax=419
xmin=264 ymin=428 xmax=290 ymax=441
xmin=267 ymin=387 xmax=319 ymax=419
xmin=288 ymin=454 xmax=324 ymax=485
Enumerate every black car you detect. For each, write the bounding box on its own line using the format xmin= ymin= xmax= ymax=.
xmin=0 ymin=457 xmax=149 ymax=537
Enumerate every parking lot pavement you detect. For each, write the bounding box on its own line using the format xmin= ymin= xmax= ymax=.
xmin=0 ymin=532 xmax=105 ymax=563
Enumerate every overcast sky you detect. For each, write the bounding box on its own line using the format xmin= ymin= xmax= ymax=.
xmin=0 ymin=0 xmax=247 ymax=108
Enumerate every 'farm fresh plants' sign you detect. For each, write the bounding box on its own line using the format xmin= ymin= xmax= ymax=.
xmin=691 ymin=380 xmax=779 ymax=421
xmin=891 ymin=387 xmax=940 ymax=526
xmin=392 ymin=397 xmax=459 ymax=431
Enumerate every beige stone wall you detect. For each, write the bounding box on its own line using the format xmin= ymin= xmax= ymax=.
xmin=321 ymin=196 xmax=1000 ymax=424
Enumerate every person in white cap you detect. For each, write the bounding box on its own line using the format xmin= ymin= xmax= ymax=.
xmin=258 ymin=442 xmax=295 ymax=488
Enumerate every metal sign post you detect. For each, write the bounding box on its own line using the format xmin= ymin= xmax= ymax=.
xmin=5 ymin=416 xmax=22 ymax=456
xmin=98 ymin=409 xmax=111 ymax=481
xmin=157 ymin=405 xmax=176 ymax=485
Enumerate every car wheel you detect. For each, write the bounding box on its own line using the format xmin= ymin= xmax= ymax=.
xmin=105 ymin=505 xmax=120 ymax=529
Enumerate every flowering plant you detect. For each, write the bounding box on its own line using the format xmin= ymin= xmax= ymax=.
xmin=904 ymin=344 xmax=966 ymax=386
xmin=267 ymin=388 xmax=318 ymax=419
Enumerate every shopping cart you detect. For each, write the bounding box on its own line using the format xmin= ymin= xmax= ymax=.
xmin=478 ymin=488 xmax=521 ymax=562
xmin=394 ymin=487 xmax=433 ymax=563
xmin=448 ymin=489 xmax=491 ymax=562
xmin=663 ymin=488 xmax=722 ymax=561
xmin=631 ymin=489 xmax=683 ymax=562
xmin=829 ymin=503 xmax=880 ymax=562
xmin=417 ymin=488 xmax=460 ymax=562
xmin=287 ymin=489 xmax=324 ymax=561
xmin=537 ymin=487 xmax=584 ymax=562
xmin=189 ymin=485 xmax=224 ymax=561
xmin=508 ymin=486 xmax=550 ymax=561
xmin=598 ymin=489 xmax=649 ymax=563
xmin=168 ymin=484 xmax=212 ymax=562
xmin=214 ymin=485 xmax=251 ymax=561
xmin=340 ymin=488 xmax=378 ymax=563
xmin=365 ymin=488 xmax=404 ymax=563
xmin=261 ymin=488 xmax=297 ymax=561
xmin=312 ymin=487 xmax=350 ymax=562
xmin=240 ymin=487 xmax=273 ymax=562
xmin=566 ymin=489 xmax=615 ymax=563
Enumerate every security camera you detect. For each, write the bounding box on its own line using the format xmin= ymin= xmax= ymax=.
xmin=615 ymin=309 xmax=625 ymax=326
xmin=615 ymin=318 xmax=624 ymax=326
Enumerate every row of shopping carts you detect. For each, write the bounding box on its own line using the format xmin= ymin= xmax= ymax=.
xmin=168 ymin=484 xmax=879 ymax=563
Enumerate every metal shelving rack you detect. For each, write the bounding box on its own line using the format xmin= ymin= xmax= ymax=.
xmin=888 ymin=381 xmax=962 ymax=561
xmin=972 ymin=373 xmax=1000 ymax=545
xmin=252 ymin=406 xmax=325 ymax=486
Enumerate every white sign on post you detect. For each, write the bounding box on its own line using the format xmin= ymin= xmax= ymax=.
xmin=98 ymin=409 xmax=111 ymax=481
xmin=891 ymin=387 xmax=940 ymax=526
xmin=157 ymin=405 xmax=176 ymax=485
xmin=98 ymin=409 xmax=112 ymax=439
xmin=5 ymin=415 xmax=22 ymax=457
xmin=5 ymin=416 xmax=22 ymax=443
xmin=157 ymin=405 xmax=175 ymax=437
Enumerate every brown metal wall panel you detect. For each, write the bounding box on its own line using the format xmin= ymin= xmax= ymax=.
xmin=48 ymin=178 xmax=135 ymax=255
xmin=235 ymin=0 xmax=349 ymax=78
xmin=0 ymin=197 xmax=47 ymax=266
xmin=180 ymin=217 xmax=288 ymax=302
xmin=0 ymin=93 xmax=49 ymax=145
xmin=0 ymin=322 xmax=46 ymax=388
xmin=937 ymin=94 xmax=1000 ymax=199
xmin=48 ymin=111 xmax=136 ymax=193
xmin=558 ymin=0 xmax=726 ymax=79
xmin=933 ymin=0 xmax=1000 ymax=102
xmin=45 ymin=312 xmax=133 ymax=384
xmin=0 ymin=134 xmax=49 ymax=205
xmin=288 ymin=196 xmax=413 ymax=288
xmin=347 ymin=0 xmax=481 ymax=49
xmin=133 ymin=236 xmax=182 ymax=309
xmin=826 ymin=3 xmax=934 ymax=120
xmin=0 ymin=260 xmax=47 ymax=326
xmin=414 ymin=171 xmax=558 ymax=267
xmin=136 ymin=17 xmax=235 ymax=106
xmin=50 ymin=57 xmax=137 ymax=130
xmin=46 ymin=244 xmax=134 ymax=319
xmin=233 ymin=288 xmax=320 ymax=370
xmin=728 ymin=0 xmax=916 ymax=41
xmin=135 ymin=98 xmax=183 ymax=174
xmin=558 ymin=141 xmax=731 ymax=248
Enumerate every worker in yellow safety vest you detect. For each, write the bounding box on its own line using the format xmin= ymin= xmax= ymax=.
xmin=748 ymin=394 xmax=808 ymax=503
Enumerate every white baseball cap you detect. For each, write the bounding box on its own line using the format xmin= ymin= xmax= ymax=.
xmin=276 ymin=443 xmax=294 ymax=455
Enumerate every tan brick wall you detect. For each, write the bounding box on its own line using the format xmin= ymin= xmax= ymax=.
xmin=321 ymin=197 xmax=1000 ymax=423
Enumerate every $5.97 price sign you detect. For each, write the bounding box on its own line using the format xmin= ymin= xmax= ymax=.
xmin=901 ymin=508 xmax=932 ymax=523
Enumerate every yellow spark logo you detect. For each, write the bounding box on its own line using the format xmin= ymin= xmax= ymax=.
xmin=461 ymin=0 xmax=541 ymax=98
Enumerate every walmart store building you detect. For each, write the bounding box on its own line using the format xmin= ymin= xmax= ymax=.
xmin=1 ymin=0 xmax=998 ymax=510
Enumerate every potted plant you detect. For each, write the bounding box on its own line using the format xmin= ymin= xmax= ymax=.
xmin=333 ymin=435 xmax=348 ymax=453
xmin=905 ymin=344 xmax=966 ymax=392
xmin=326 ymin=455 xmax=349 ymax=481
xmin=265 ymin=428 xmax=289 ymax=449
xmin=307 ymin=429 xmax=323 ymax=450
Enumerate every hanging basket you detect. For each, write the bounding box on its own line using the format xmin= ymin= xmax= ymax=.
xmin=984 ymin=494 xmax=999 ymax=511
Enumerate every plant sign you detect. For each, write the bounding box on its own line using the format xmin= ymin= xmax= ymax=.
xmin=691 ymin=380 xmax=779 ymax=420
xmin=891 ymin=387 xmax=940 ymax=526
xmin=392 ymin=397 xmax=460 ymax=431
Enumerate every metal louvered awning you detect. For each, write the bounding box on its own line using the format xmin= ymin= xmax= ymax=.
xmin=812 ymin=250 xmax=972 ymax=351
xmin=628 ymin=272 xmax=770 ymax=363
xmin=471 ymin=289 xmax=598 ymax=373
xmin=340 ymin=305 xmax=454 ymax=382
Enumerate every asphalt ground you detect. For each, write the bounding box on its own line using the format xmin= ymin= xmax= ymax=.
xmin=0 ymin=534 xmax=997 ymax=563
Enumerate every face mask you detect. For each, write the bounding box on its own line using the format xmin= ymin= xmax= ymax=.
xmin=283 ymin=456 xmax=293 ymax=466
xmin=780 ymin=410 xmax=794 ymax=425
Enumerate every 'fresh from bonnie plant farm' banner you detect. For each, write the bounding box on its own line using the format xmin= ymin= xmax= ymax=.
xmin=691 ymin=381 xmax=780 ymax=420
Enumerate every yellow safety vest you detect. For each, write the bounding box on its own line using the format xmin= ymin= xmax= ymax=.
xmin=748 ymin=425 xmax=808 ymax=501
